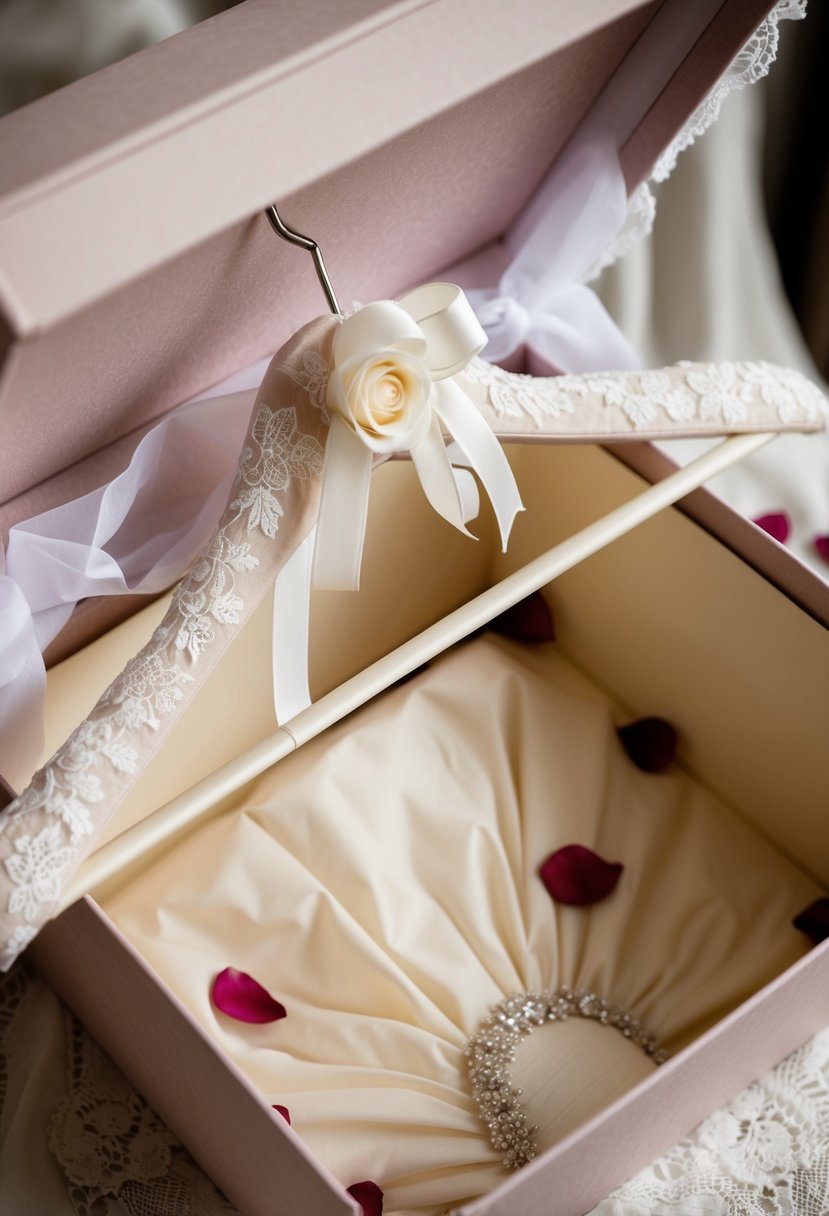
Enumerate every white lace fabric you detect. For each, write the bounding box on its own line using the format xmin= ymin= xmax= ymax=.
xmin=588 ymin=1026 xmax=829 ymax=1216
xmin=50 ymin=1010 xmax=236 ymax=1216
xmin=0 ymin=961 xmax=238 ymax=1216
xmin=591 ymin=0 xmax=808 ymax=280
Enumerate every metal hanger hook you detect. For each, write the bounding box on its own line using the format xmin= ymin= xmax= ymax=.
xmin=265 ymin=204 xmax=340 ymax=316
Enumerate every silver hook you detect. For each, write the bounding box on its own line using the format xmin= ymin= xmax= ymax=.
xmin=265 ymin=204 xmax=340 ymax=316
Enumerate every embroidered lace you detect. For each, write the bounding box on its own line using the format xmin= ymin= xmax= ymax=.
xmin=0 ymin=962 xmax=237 ymax=1216
xmin=593 ymin=0 xmax=808 ymax=279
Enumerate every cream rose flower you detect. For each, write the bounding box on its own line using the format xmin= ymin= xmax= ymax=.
xmin=326 ymin=302 xmax=434 ymax=454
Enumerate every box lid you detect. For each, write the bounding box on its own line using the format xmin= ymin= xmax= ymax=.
xmin=0 ymin=0 xmax=774 ymax=507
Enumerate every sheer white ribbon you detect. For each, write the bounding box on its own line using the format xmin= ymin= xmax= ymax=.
xmin=0 ymin=393 xmax=254 ymax=792
xmin=467 ymin=138 xmax=642 ymax=373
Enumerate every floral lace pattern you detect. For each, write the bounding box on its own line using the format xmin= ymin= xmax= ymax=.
xmin=0 ymin=318 xmax=335 ymax=972
xmin=47 ymin=1010 xmax=239 ymax=1216
xmin=595 ymin=1 xmax=807 ymax=277
xmin=652 ymin=0 xmax=807 ymax=185
xmin=230 ymin=403 xmax=325 ymax=539
xmin=461 ymin=357 xmax=826 ymax=434
xmin=50 ymin=1018 xmax=176 ymax=1195
xmin=461 ymin=359 xmax=577 ymax=427
xmin=0 ymin=646 xmax=195 ymax=967
xmin=1 ymin=961 xmax=239 ymax=1216
xmin=278 ymin=349 xmax=332 ymax=421
xmin=589 ymin=1026 xmax=829 ymax=1216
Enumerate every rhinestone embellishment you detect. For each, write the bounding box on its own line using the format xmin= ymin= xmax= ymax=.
xmin=465 ymin=986 xmax=668 ymax=1169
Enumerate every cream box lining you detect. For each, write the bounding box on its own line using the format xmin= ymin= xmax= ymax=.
xmin=47 ymin=443 xmax=829 ymax=900
xmin=101 ymin=631 xmax=821 ymax=1214
xmin=34 ymin=441 xmax=829 ymax=1216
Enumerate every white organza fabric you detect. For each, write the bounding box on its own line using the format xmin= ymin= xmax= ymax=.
xmin=106 ymin=635 xmax=821 ymax=1216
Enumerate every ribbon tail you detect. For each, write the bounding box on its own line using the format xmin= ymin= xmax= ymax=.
xmin=312 ymin=416 xmax=373 ymax=591
xmin=272 ymin=526 xmax=316 ymax=724
xmin=453 ymin=467 xmax=481 ymax=525
xmin=434 ymin=380 xmax=524 ymax=551
xmin=409 ymin=412 xmax=473 ymax=538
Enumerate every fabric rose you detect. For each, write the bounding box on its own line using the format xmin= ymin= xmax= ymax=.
xmin=312 ymin=284 xmax=522 ymax=594
xmin=326 ymin=302 xmax=435 ymax=454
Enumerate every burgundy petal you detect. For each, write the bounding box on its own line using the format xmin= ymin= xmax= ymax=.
xmin=211 ymin=968 xmax=287 ymax=1023
xmin=539 ymin=844 xmax=623 ymax=906
xmin=793 ymin=898 xmax=829 ymax=946
xmin=272 ymin=1104 xmax=292 ymax=1125
xmin=753 ymin=511 xmax=791 ymax=544
xmin=617 ymin=717 xmax=677 ymax=772
xmin=814 ymin=534 xmax=829 ymax=564
xmin=347 ymin=1180 xmax=384 ymax=1216
xmin=490 ymin=592 xmax=555 ymax=643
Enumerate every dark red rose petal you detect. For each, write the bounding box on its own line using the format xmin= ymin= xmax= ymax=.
xmin=753 ymin=511 xmax=791 ymax=544
xmin=347 ymin=1180 xmax=384 ymax=1216
xmin=793 ymin=898 xmax=829 ymax=945
xmin=211 ymin=968 xmax=287 ymax=1023
xmin=539 ymin=844 xmax=623 ymax=906
xmin=814 ymin=534 xmax=829 ymax=564
xmin=490 ymin=591 xmax=555 ymax=643
xmin=617 ymin=717 xmax=677 ymax=773
xmin=272 ymin=1104 xmax=292 ymax=1125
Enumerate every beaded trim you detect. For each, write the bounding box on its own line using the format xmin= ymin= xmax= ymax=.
xmin=465 ymin=986 xmax=668 ymax=1169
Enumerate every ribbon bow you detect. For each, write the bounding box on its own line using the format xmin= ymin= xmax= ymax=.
xmin=468 ymin=138 xmax=642 ymax=374
xmin=312 ymin=283 xmax=523 ymax=591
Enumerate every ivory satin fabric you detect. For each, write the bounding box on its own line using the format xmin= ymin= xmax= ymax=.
xmin=107 ymin=635 xmax=821 ymax=1216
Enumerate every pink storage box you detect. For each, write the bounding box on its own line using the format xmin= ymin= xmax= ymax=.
xmin=0 ymin=0 xmax=826 ymax=1213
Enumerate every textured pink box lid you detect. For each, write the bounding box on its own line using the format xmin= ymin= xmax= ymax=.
xmin=0 ymin=0 xmax=773 ymax=507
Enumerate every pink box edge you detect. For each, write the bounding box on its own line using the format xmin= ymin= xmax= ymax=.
xmin=31 ymin=896 xmax=829 ymax=1216
xmin=30 ymin=896 xmax=360 ymax=1216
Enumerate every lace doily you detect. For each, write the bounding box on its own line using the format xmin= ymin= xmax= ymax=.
xmin=0 ymin=961 xmax=238 ymax=1216
xmin=590 ymin=0 xmax=808 ymax=280
xmin=589 ymin=1026 xmax=829 ymax=1216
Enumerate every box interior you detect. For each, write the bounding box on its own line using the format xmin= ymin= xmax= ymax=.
xmin=36 ymin=443 xmax=829 ymax=1216
xmin=44 ymin=445 xmax=829 ymax=884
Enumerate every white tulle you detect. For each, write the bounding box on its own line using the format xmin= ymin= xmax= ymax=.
xmin=0 ymin=389 xmax=255 ymax=792
xmin=467 ymin=138 xmax=642 ymax=373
